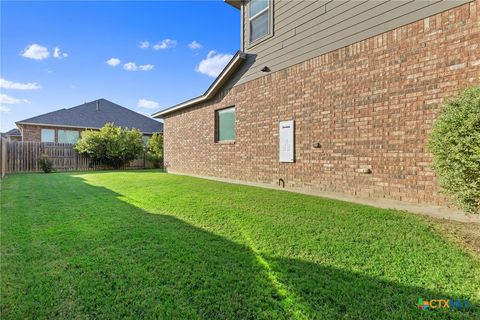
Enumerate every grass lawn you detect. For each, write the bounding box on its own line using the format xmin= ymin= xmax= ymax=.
xmin=1 ymin=170 xmax=479 ymax=319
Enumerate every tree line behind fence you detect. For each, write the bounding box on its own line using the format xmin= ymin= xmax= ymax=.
xmin=0 ymin=138 xmax=153 ymax=176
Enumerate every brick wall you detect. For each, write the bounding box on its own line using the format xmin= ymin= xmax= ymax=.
xmin=164 ymin=1 xmax=480 ymax=206
xmin=20 ymin=125 xmax=85 ymax=143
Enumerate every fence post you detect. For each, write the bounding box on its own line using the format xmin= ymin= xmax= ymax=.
xmin=0 ymin=137 xmax=7 ymax=178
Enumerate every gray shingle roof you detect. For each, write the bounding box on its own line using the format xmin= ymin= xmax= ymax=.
xmin=17 ymin=99 xmax=163 ymax=134
xmin=6 ymin=129 xmax=21 ymax=136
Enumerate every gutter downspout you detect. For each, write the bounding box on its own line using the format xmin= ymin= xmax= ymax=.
xmin=240 ymin=1 xmax=245 ymax=52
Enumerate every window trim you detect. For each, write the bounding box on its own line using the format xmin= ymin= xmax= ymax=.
xmin=247 ymin=0 xmax=274 ymax=48
xmin=250 ymin=5 xmax=268 ymax=21
xmin=40 ymin=128 xmax=55 ymax=143
xmin=214 ymin=106 xmax=236 ymax=143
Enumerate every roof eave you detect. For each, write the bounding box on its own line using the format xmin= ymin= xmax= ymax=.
xmin=15 ymin=122 xmax=161 ymax=134
xmin=152 ymin=50 xmax=246 ymax=118
xmin=224 ymin=0 xmax=242 ymax=10
xmin=16 ymin=122 xmax=100 ymax=130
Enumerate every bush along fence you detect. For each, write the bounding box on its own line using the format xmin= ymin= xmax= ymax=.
xmin=0 ymin=138 xmax=154 ymax=177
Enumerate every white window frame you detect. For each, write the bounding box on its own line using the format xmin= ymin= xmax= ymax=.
xmin=215 ymin=106 xmax=236 ymax=143
xmin=248 ymin=0 xmax=273 ymax=46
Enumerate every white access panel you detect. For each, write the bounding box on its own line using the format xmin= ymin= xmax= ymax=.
xmin=279 ymin=120 xmax=295 ymax=163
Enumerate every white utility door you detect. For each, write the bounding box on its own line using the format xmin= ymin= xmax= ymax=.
xmin=279 ymin=120 xmax=295 ymax=163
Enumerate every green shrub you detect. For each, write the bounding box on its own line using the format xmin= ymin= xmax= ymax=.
xmin=428 ymin=87 xmax=480 ymax=213
xmin=75 ymin=123 xmax=143 ymax=169
xmin=38 ymin=155 xmax=53 ymax=173
xmin=146 ymin=133 xmax=163 ymax=168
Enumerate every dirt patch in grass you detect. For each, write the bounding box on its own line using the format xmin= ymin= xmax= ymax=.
xmin=427 ymin=218 xmax=480 ymax=258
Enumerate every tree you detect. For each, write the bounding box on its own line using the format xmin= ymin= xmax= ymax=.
xmin=145 ymin=133 xmax=164 ymax=168
xmin=75 ymin=123 xmax=144 ymax=169
xmin=428 ymin=87 xmax=480 ymax=213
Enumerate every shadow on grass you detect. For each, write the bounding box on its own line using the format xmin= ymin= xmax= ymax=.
xmin=0 ymin=173 xmax=476 ymax=319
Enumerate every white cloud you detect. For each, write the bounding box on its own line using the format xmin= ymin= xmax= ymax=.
xmin=21 ymin=44 xmax=50 ymax=60
xmin=53 ymin=47 xmax=68 ymax=58
xmin=0 ymin=94 xmax=28 ymax=105
xmin=0 ymin=106 xmax=10 ymax=113
xmin=137 ymin=99 xmax=159 ymax=109
xmin=106 ymin=58 xmax=121 ymax=67
xmin=188 ymin=41 xmax=202 ymax=49
xmin=123 ymin=62 xmax=154 ymax=72
xmin=196 ymin=51 xmax=233 ymax=77
xmin=139 ymin=64 xmax=154 ymax=71
xmin=123 ymin=62 xmax=137 ymax=71
xmin=139 ymin=41 xmax=150 ymax=49
xmin=0 ymin=78 xmax=41 ymax=90
xmin=153 ymin=39 xmax=177 ymax=50
xmin=20 ymin=44 xmax=68 ymax=60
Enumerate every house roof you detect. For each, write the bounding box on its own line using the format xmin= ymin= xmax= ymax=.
xmin=152 ymin=51 xmax=246 ymax=118
xmin=17 ymin=99 xmax=163 ymax=134
xmin=6 ymin=128 xmax=21 ymax=136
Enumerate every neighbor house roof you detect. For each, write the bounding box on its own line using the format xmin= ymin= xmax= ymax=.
xmin=0 ymin=129 xmax=21 ymax=139
xmin=17 ymin=99 xmax=163 ymax=134
xmin=6 ymin=129 xmax=21 ymax=136
xmin=152 ymin=51 xmax=246 ymax=118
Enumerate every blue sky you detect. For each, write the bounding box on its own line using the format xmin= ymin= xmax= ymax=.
xmin=0 ymin=0 xmax=240 ymax=131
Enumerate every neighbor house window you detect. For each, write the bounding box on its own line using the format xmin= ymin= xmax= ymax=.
xmin=215 ymin=107 xmax=236 ymax=142
xmin=41 ymin=129 xmax=55 ymax=143
xmin=57 ymin=130 xmax=79 ymax=144
xmin=249 ymin=0 xmax=270 ymax=43
xmin=142 ymin=135 xmax=150 ymax=145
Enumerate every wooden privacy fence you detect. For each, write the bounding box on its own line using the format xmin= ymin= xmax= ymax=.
xmin=0 ymin=138 xmax=152 ymax=176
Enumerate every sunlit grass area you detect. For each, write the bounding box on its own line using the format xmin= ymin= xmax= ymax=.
xmin=1 ymin=171 xmax=478 ymax=319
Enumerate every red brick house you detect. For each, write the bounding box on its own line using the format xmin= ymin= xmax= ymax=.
xmin=16 ymin=99 xmax=163 ymax=143
xmin=153 ymin=0 xmax=480 ymax=207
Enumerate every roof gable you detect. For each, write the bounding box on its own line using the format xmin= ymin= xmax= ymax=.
xmin=152 ymin=51 xmax=246 ymax=118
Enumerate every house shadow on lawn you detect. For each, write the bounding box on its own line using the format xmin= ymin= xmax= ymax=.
xmin=1 ymin=173 xmax=477 ymax=319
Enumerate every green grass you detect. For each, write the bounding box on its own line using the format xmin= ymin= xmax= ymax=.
xmin=1 ymin=171 xmax=479 ymax=319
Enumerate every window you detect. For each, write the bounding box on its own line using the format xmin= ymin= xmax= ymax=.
xmin=142 ymin=135 xmax=150 ymax=145
xmin=215 ymin=107 xmax=236 ymax=142
xmin=249 ymin=0 xmax=270 ymax=43
xmin=57 ymin=130 xmax=79 ymax=144
xmin=41 ymin=129 xmax=55 ymax=143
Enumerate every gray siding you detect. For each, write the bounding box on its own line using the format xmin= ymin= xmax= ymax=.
xmin=235 ymin=0 xmax=472 ymax=85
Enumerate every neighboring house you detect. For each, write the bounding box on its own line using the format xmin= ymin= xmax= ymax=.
xmin=152 ymin=0 xmax=479 ymax=207
xmin=1 ymin=129 xmax=22 ymax=142
xmin=16 ymin=98 xmax=163 ymax=143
